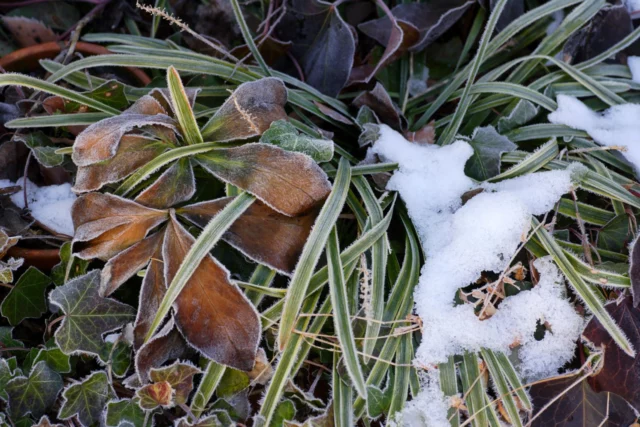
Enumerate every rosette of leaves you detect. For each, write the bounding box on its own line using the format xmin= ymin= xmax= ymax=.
xmin=67 ymin=67 xmax=333 ymax=372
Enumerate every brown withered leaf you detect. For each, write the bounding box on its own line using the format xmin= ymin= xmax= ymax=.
xmin=134 ymin=159 xmax=196 ymax=209
xmin=248 ymin=348 xmax=273 ymax=385
xmin=529 ymin=376 xmax=636 ymax=426
xmin=126 ymin=94 xmax=169 ymax=116
xmin=72 ymin=193 xmax=167 ymax=260
xmin=100 ymin=231 xmax=164 ymax=297
xmin=629 ymin=237 xmax=640 ymax=307
xmin=195 ymin=143 xmax=331 ymax=217
xmin=313 ymin=102 xmax=353 ymax=125
xmin=73 ymin=135 xmax=168 ymax=193
xmin=137 ymin=381 xmax=174 ymax=409
xmin=133 ymin=240 xmax=166 ymax=349
xmin=1 ymin=17 xmax=56 ymax=48
xmin=353 ymin=83 xmax=407 ymax=131
xmin=72 ymin=114 xmax=177 ymax=167
xmin=163 ymin=214 xmax=260 ymax=371
xmin=179 ymin=197 xmax=316 ymax=274
xmin=149 ymin=361 xmax=201 ymax=405
xmin=583 ymin=296 xmax=640 ymax=410
xmin=135 ymin=317 xmax=188 ymax=382
xmin=200 ymin=78 xmax=287 ymax=141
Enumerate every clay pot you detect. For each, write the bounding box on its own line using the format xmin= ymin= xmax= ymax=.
xmin=0 ymin=41 xmax=151 ymax=86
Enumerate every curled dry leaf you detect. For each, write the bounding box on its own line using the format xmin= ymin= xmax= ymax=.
xmin=149 ymin=360 xmax=201 ymax=405
xmin=179 ymin=197 xmax=316 ymax=274
xmin=200 ymin=77 xmax=287 ymax=141
xmin=134 ymin=158 xmax=196 ymax=209
xmin=353 ymin=83 xmax=407 ymax=131
xmin=137 ymin=381 xmax=175 ymax=409
xmin=583 ymin=296 xmax=640 ymax=410
xmin=49 ymin=271 xmax=136 ymax=356
xmin=135 ymin=317 xmax=189 ymax=382
xmin=72 ymin=193 xmax=167 ymax=260
xmin=73 ymin=135 xmax=168 ymax=193
xmin=195 ymin=143 xmax=331 ymax=216
xmin=164 ymin=215 xmax=260 ymax=371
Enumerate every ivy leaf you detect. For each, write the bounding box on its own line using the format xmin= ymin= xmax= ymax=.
xmin=0 ymin=327 xmax=24 ymax=357
xmin=51 ymin=242 xmax=89 ymax=286
xmin=598 ymin=215 xmax=631 ymax=253
xmin=464 ymin=126 xmax=517 ymax=181
xmin=178 ymin=197 xmax=316 ymax=274
xmin=276 ymin=0 xmax=355 ymax=97
xmin=497 ymin=100 xmax=539 ymax=133
xmin=14 ymin=132 xmax=64 ymax=168
xmin=272 ymin=399 xmax=296 ymax=427
xmin=32 ymin=344 xmax=72 ymax=374
xmin=0 ymin=357 xmax=21 ymax=401
xmin=49 ymin=270 xmax=136 ymax=356
xmin=100 ymin=338 xmax=132 ymax=378
xmin=106 ymin=398 xmax=146 ymax=427
xmin=195 ymin=143 xmax=331 ymax=217
xmin=583 ymin=297 xmax=640 ymax=409
xmin=260 ymin=120 xmax=334 ymax=163
xmin=149 ymin=361 xmax=201 ymax=405
xmin=217 ymin=368 xmax=250 ymax=398
xmin=529 ymin=376 xmax=635 ymax=426
xmin=0 ymin=267 xmax=51 ymax=325
xmin=58 ymin=371 xmax=116 ymax=427
xmin=6 ymin=361 xmax=63 ymax=419
xmin=366 ymin=385 xmax=391 ymax=419
xmin=136 ymin=381 xmax=174 ymax=410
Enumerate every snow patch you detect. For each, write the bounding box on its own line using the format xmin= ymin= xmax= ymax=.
xmin=0 ymin=178 xmax=75 ymax=236
xmin=370 ymin=125 xmax=583 ymax=378
xmin=548 ymin=94 xmax=640 ymax=175
xmin=389 ymin=370 xmax=451 ymax=427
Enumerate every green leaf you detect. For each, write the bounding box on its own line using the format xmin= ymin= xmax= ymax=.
xmin=598 ymin=215 xmax=630 ymax=253
xmin=51 ymin=242 xmax=89 ymax=286
xmin=259 ymin=120 xmax=334 ymax=163
xmin=14 ymin=132 xmax=64 ymax=168
xmin=272 ymin=399 xmax=296 ymax=427
xmin=33 ymin=345 xmax=72 ymax=374
xmin=0 ymin=327 xmax=24 ymax=355
xmin=106 ymin=398 xmax=146 ymax=427
xmin=167 ymin=66 xmax=203 ymax=145
xmin=6 ymin=361 xmax=63 ymax=419
xmin=0 ymin=357 xmax=21 ymax=401
xmin=497 ymin=100 xmax=539 ymax=133
xmin=1 ymin=267 xmax=51 ymax=325
xmin=366 ymin=385 xmax=391 ymax=419
xmin=464 ymin=126 xmax=517 ymax=181
xmin=217 ymin=368 xmax=250 ymax=398
xmin=100 ymin=339 xmax=132 ymax=378
xmin=58 ymin=371 xmax=115 ymax=427
xmin=49 ymin=271 xmax=136 ymax=356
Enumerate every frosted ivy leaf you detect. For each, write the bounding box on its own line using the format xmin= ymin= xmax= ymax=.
xmin=5 ymin=361 xmax=63 ymax=419
xmin=58 ymin=371 xmax=116 ymax=427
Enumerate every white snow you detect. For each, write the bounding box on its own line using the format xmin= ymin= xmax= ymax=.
xmin=548 ymin=94 xmax=640 ymax=175
xmin=626 ymin=0 xmax=640 ymax=15
xmin=390 ymin=370 xmax=451 ymax=427
xmin=371 ymin=125 xmax=583 ymax=379
xmin=0 ymin=178 xmax=76 ymax=236
xmin=628 ymin=56 xmax=640 ymax=82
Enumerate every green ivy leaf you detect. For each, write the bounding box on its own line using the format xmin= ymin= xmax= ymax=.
xmin=272 ymin=399 xmax=296 ymax=427
xmin=14 ymin=132 xmax=64 ymax=168
xmin=6 ymin=361 xmax=63 ymax=419
xmin=0 ymin=327 xmax=24 ymax=357
xmin=33 ymin=346 xmax=72 ymax=374
xmin=464 ymin=126 xmax=517 ymax=181
xmin=0 ymin=357 xmax=21 ymax=401
xmin=51 ymin=242 xmax=89 ymax=286
xmin=217 ymin=368 xmax=249 ymax=398
xmin=58 ymin=371 xmax=115 ymax=427
xmin=366 ymin=385 xmax=391 ymax=419
xmin=106 ymin=398 xmax=146 ymax=427
xmin=497 ymin=100 xmax=539 ymax=133
xmin=260 ymin=120 xmax=334 ymax=163
xmin=100 ymin=338 xmax=132 ymax=378
xmin=1 ymin=267 xmax=51 ymax=325
xmin=150 ymin=361 xmax=201 ymax=405
xmin=598 ymin=215 xmax=631 ymax=253
xmin=49 ymin=271 xmax=136 ymax=356
xmin=67 ymin=80 xmax=128 ymax=112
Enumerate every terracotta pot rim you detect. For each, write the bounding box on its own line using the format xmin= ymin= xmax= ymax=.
xmin=0 ymin=41 xmax=151 ymax=86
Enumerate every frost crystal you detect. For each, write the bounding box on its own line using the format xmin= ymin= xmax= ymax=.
xmin=0 ymin=178 xmax=76 ymax=236
xmin=371 ymin=125 xmax=583 ymax=380
xmin=548 ymin=94 xmax=640 ymax=175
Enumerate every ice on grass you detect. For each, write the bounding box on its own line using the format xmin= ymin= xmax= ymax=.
xmin=371 ymin=125 xmax=583 ymax=382
xmin=548 ymin=94 xmax=640 ymax=174
xmin=0 ymin=178 xmax=76 ymax=236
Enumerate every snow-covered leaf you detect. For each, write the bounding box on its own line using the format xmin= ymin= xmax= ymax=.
xmin=58 ymin=371 xmax=115 ymax=427
xmin=49 ymin=270 xmax=136 ymax=356
xmin=195 ymin=143 xmax=331 ymax=217
xmin=260 ymin=120 xmax=333 ymax=163
xmin=6 ymin=361 xmax=63 ymax=419
xmin=200 ymin=78 xmax=287 ymax=141
xmin=464 ymin=126 xmax=517 ymax=181
xmin=0 ymin=267 xmax=50 ymax=325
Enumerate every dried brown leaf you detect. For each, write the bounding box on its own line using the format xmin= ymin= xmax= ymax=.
xmin=353 ymin=83 xmax=407 ymax=131
xmin=133 ymin=239 xmax=166 ymax=350
xmin=137 ymin=381 xmax=174 ymax=409
xmin=149 ymin=361 xmax=201 ymax=405
xmin=179 ymin=197 xmax=316 ymax=274
xmin=135 ymin=317 xmax=188 ymax=382
xmin=195 ymin=143 xmax=331 ymax=216
xmin=200 ymin=78 xmax=287 ymax=141
xmin=1 ymin=17 xmax=56 ymax=48
xmin=72 ymin=193 xmax=167 ymax=260
xmin=164 ymin=215 xmax=260 ymax=371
